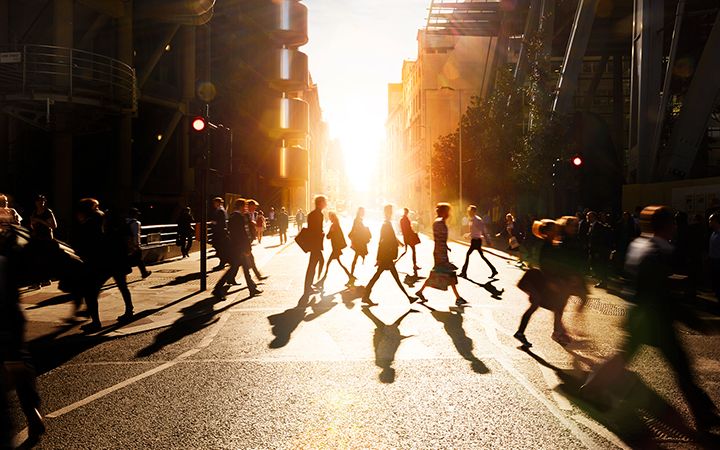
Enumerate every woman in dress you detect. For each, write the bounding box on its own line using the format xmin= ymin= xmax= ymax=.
xmin=255 ymin=210 xmax=266 ymax=243
xmin=315 ymin=211 xmax=354 ymax=289
xmin=349 ymin=207 xmax=371 ymax=277
xmin=415 ymin=203 xmax=467 ymax=306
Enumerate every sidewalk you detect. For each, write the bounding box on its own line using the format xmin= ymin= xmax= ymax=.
xmin=20 ymin=238 xmax=292 ymax=343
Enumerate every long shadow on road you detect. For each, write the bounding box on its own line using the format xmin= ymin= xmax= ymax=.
xmin=520 ymin=347 xmax=709 ymax=448
xmin=362 ymin=306 xmax=417 ymax=383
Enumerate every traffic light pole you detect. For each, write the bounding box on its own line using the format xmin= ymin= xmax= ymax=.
xmin=199 ymin=150 xmax=208 ymax=292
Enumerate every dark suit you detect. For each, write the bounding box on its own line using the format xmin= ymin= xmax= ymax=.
xmin=216 ymin=211 xmax=255 ymax=291
xmin=303 ymin=208 xmax=325 ymax=292
xmin=364 ymin=220 xmax=409 ymax=300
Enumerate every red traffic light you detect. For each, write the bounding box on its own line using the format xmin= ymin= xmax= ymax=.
xmin=572 ymin=156 xmax=583 ymax=167
xmin=192 ymin=116 xmax=206 ymax=132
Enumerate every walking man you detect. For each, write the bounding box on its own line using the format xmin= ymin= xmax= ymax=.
xmin=303 ymin=196 xmax=326 ymax=296
xmin=460 ymin=205 xmax=498 ymax=279
xmin=210 ymin=197 xmax=229 ymax=271
xmin=127 ymin=208 xmax=151 ymax=278
xmin=213 ymin=199 xmax=261 ymax=299
xmin=244 ymin=200 xmax=267 ymax=281
xmin=278 ymin=207 xmax=289 ymax=244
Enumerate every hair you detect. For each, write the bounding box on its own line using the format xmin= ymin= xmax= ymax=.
xmin=247 ymin=199 xmax=258 ymax=207
xmin=328 ymin=211 xmax=339 ymax=223
xmin=467 ymin=205 xmax=478 ymax=214
xmin=639 ymin=206 xmax=674 ymax=234
xmin=383 ymin=204 xmax=393 ymax=217
xmin=233 ymin=198 xmax=247 ymax=210
xmin=212 ymin=197 xmax=224 ymax=204
xmin=314 ymin=195 xmax=327 ymax=208
xmin=356 ymin=206 xmax=365 ymax=218
xmin=436 ymin=202 xmax=451 ymax=217
xmin=505 ymin=213 xmax=514 ymax=221
xmin=403 ymin=207 xmax=409 ymax=214
xmin=77 ymin=198 xmax=100 ymax=216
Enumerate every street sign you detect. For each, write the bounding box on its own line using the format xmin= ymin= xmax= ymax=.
xmin=0 ymin=52 xmax=22 ymax=63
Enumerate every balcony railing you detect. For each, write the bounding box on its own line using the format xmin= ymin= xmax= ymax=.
xmin=0 ymin=45 xmax=137 ymax=112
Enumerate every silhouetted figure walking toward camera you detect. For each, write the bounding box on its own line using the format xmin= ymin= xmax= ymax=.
xmin=210 ymin=197 xmax=229 ymax=270
xmin=398 ymin=208 xmax=421 ymax=276
xmin=460 ymin=205 xmax=497 ymax=280
xmin=177 ymin=207 xmax=195 ymax=258
xmin=303 ymin=196 xmax=327 ymax=295
xmin=213 ymin=199 xmax=261 ymax=299
xmin=127 ymin=208 xmax=151 ymax=278
xmin=363 ymin=204 xmax=415 ymax=305
xmin=586 ymin=211 xmax=611 ymax=288
xmin=295 ymin=209 xmax=305 ymax=232
xmin=315 ymin=211 xmax=354 ymax=289
xmin=415 ymin=203 xmax=466 ymax=306
xmin=349 ymin=207 xmax=371 ymax=277
xmin=582 ymin=206 xmax=719 ymax=434
xmin=105 ymin=211 xmax=135 ymax=323
xmin=244 ymin=200 xmax=267 ymax=281
xmin=708 ymin=213 xmax=720 ymax=303
xmin=29 ymin=194 xmax=57 ymax=289
xmin=278 ymin=207 xmax=289 ymax=244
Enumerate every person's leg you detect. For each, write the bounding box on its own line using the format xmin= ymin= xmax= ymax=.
xmin=363 ymin=267 xmax=383 ymax=299
xmin=317 ymin=252 xmax=325 ymax=280
xmin=479 ymin=247 xmax=498 ymax=276
xmin=11 ymin=359 xmax=44 ymax=438
xmin=317 ymin=256 xmax=334 ymax=285
xmin=411 ymin=245 xmax=419 ymax=270
xmin=84 ymin=281 xmax=102 ymax=326
xmin=351 ymin=253 xmax=358 ymax=275
xmin=389 ymin=266 xmax=412 ymax=298
xmin=461 ymin=245 xmax=473 ymax=276
xmin=516 ymin=303 xmax=539 ymax=335
xmin=240 ymin=256 xmax=258 ymax=293
xmin=338 ymin=258 xmax=353 ymax=279
xmin=304 ymin=251 xmax=320 ymax=292
xmin=249 ymin=252 xmax=264 ymax=279
xmin=135 ymin=250 xmax=150 ymax=277
xmin=113 ymin=274 xmax=133 ymax=316
xmin=451 ymin=284 xmax=461 ymax=300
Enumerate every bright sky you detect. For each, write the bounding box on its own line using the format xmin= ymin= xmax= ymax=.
xmin=305 ymin=0 xmax=429 ymax=191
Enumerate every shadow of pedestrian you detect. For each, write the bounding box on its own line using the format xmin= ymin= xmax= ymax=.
xmin=341 ymin=286 xmax=364 ymax=309
xmin=304 ymin=294 xmax=338 ymax=322
xmin=463 ymin=277 xmax=504 ymax=300
xmin=362 ymin=306 xmax=417 ymax=383
xmin=149 ymin=271 xmax=204 ymax=289
xmin=522 ymin=347 xmax=700 ymax=447
xmin=422 ymin=303 xmax=489 ymax=374
xmin=135 ymin=293 xmax=250 ymax=357
xmin=267 ymin=295 xmax=312 ymax=349
xmin=25 ymin=293 xmax=75 ymax=309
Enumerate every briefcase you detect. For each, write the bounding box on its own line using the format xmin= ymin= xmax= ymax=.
xmin=295 ymin=227 xmax=312 ymax=253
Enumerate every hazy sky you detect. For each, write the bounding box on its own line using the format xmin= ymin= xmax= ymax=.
xmin=304 ymin=0 xmax=429 ymax=187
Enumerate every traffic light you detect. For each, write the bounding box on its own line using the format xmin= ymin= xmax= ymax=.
xmin=571 ymin=155 xmax=583 ymax=167
xmin=189 ymin=116 xmax=209 ymax=168
xmin=192 ymin=116 xmax=207 ymax=132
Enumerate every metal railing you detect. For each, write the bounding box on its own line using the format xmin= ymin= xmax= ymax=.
xmin=0 ymin=44 xmax=137 ymax=112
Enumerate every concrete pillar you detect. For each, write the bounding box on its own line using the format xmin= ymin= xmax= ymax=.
xmin=53 ymin=0 xmax=73 ymax=237
xmin=612 ymin=53 xmax=625 ymax=174
xmin=181 ymin=25 xmax=197 ymax=201
xmin=116 ymin=0 xmax=133 ymax=210
xmin=0 ymin=0 xmax=9 ymax=188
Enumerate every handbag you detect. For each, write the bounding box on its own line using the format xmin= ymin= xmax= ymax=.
xmin=508 ymin=236 xmax=520 ymax=250
xmin=295 ymin=227 xmax=312 ymax=253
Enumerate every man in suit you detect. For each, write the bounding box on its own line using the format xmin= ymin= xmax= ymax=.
xmin=362 ymin=204 xmax=416 ymax=305
xmin=303 ymin=195 xmax=327 ymax=296
xmin=278 ymin=207 xmax=289 ymax=244
xmin=210 ymin=197 xmax=229 ymax=271
xmin=586 ymin=211 xmax=611 ymax=288
xmin=213 ymin=199 xmax=261 ymax=299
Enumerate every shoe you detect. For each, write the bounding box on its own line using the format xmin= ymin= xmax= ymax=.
xmin=513 ymin=332 xmax=532 ymax=347
xmin=257 ymin=275 xmax=269 ymax=281
xmin=415 ymin=290 xmax=427 ymax=303
xmin=116 ymin=312 xmax=134 ymax=323
xmin=26 ymin=408 xmax=46 ymax=443
xmin=212 ymin=265 xmax=224 ymax=271
xmin=458 ymin=272 xmax=468 ymax=279
xmin=80 ymin=322 xmax=102 ymax=333
xmin=228 ymin=280 xmax=242 ymax=286
xmin=361 ymin=296 xmax=377 ymax=306
xmin=212 ymin=288 xmax=226 ymax=300
xmin=142 ymin=271 xmax=152 ymax=279
xmin=408 ymin=296 xmax=417 ymax=304
xmin=455 ymin=297 xmax=468 ymax=306
xmin=413 ymin=265 xmax=422 ymax=271
xmin=489 ymin=271 xmax=498 ymax=279
xmin=249 ymin=288 xmax=263 ymax=297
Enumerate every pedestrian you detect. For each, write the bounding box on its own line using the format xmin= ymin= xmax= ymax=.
xmin=0 ymin=225 xmax=45 ymax=447
xmin=104 ymin=210 xmax=135 ymax=323
xmin=73 ymin=198 xmax=106 ymax=331
xmin=581 ymin=206 xmax=720 ymax=434
xmin=415 ymin=203 xmax=466 ymax=306
xmin=244 ymin=200 xmax=267 ymax=281
xmin=296 ymin=209 xmax=305 ymax=232
xmin=363 ymin=204 xmax=415 ymax=305
xmin=256 ymin=210 xmax=266 ymax=243
xmin=278 ymin=207 xmax=289 ymax=244
xmin=0 ymin=193 xmax=22 ymax=228
xmin=176 ymin=207 xmax=195 ymax=258
xmin=303 ymin=196 xmax=327 ymax=295
xmin=315 ymin=211 xmax=355 ymax=289
xmin=29 ymin=195 xmax=57 ymax=289
xmin=349 ymin=207 xmax=371 ymax=277
xmin=459 ymin=205 xmax=498 ymax=280
xmin=213 ymin=199 xmax=261 ymax=299
xmin=126 ymin=208 xmax=151 ymax=279
xmin=513 ymin=219 xmax=571 ymax=347
xmin=398 ymin=208 xmax=421 ymax=277
xmin=586 ymin=211 xmax=611 ymax=288
xmin=709 ymin=213 xmax=720 ymax=303
xmin=210 ymin=197 xmax=229 ymax=270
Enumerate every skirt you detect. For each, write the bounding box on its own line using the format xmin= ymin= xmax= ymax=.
xmin=425 ymin=264 xmax=458 ymax=291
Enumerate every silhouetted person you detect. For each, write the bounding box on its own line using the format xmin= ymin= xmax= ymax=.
xmin=127 ymin=207 xmax=151 ymax=278
xmin=28 ymin=194 xmax=57 ymax=289
xmin=303 ymin=196 xmax=327 ymax=296
xmin=104 ymin=210 xmax=135 ymax=323
xmin=278 ymin=207 xmax=289 ymax=244
xmin=213 ymin=199 xmax=261 ymax=299
xmin=709 ymin=213 xmax=720 ymax=302
xmin=398 ymin=207 xmax=421 ymax=276
xmin=256 ymin=209 xmax=266 ymax=243
xmin=416 ymin=203 xmax=466 ymax=306
xmin=1 ymin=225 xmax=45 ymax=446
xmin=74 ymin=198 xmax=106 ymax=331
xmin=349 ymin=207 xmax=371 ymax=276
xmin=177 ymin=207 xmax=195 ymax=258
xmin=295 ymin=209 xmax=305 ymax=232
xmin=460 ymin=205 xmax=497 ymax=279
xmin=363 ymin=204 xmax=416 ymax=305
xmin=244 ymin=200 xmax=267 ymax=281
xmin=514 ymin=219 xmax=571 ymax=347
xmin=615 ymin=211 xmax=639 ymax=274
xmin=583 ymin=206 xmax=720 ymax=434
xmin=0 ymin=193 xmax=21 ymax=227
xmin=210 ymin=197 xmax=229 ymax=270
xmin=586 ymin=211 xmax=611 ymax=288
xmin=315 ymin=211 xmax=354 ymax=289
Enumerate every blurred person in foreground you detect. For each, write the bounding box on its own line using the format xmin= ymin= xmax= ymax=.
xmin=582 ymin=206 xmax=719 ymax=435
xmin=709 ymin=213 xmax=720 ymax=303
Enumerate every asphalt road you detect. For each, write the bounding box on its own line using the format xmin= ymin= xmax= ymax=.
xmin=8 ymin=221 xmax=720 ymax=449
